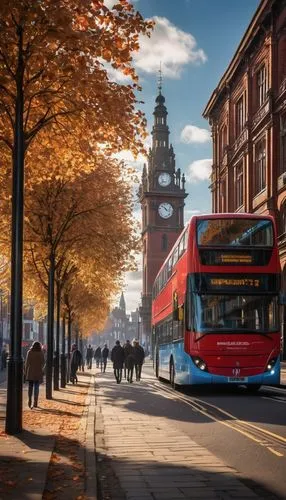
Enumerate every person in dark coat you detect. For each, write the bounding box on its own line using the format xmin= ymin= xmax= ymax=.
xmin=86 ymin=344 xmax=93 ymax=369
xmin=123 ymin=339 xmax=133 ymax=379
xmin=94 ymin=346 xmax=101 ymax=368
xmin=133 ymin=339 xmax=145 ymax=381
xmin=70 ymin=344 xmax=83 ymax=384
xmin=111 ymin=340 xmax=125 ymax=383
xmin=125 ymin=348 xmax=135 ymax=383
xmin=24 ymin=341 xmax=45 ymax=408
xmin=101 ymin=344 xmax=109 ymax=373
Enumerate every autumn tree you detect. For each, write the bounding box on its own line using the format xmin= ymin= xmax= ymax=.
xmin=0 ymin=0 xmax=152 ymax=432
xmin=23 ymin=155 xmax=139 ymax=396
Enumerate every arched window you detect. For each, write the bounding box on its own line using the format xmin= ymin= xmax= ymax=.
xmin=162 ymin=234 xmax=168 ymax=251
xmin=280 ymin=202 xmax=286 ymax=235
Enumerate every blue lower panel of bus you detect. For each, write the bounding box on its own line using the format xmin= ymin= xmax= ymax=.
xmin=158 ymin=341 xmax=280 ymax=386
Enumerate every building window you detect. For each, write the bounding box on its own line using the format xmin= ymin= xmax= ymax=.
xmin=235 ymin=161 xmax=243 ymax=209
xmin=143 ymin=206 xmax=147 ymax=226
xmin=235 ymin=96 xmax=244 ymax=137
xmin=220 ymin=179 xmax=226 ymax=212
xmin=257 ymin=65 xmax=267 ymax=108
xmin=162 ymin=234 xmax=168 ymax=251
xmin=280 ymin=202 xmax=286 ymax=235
xmin=280 ymin=115 xmax=286 ymax=176
xmin=254 ymin=138 xmax=266 ymax=195
xmin=219 ymin=124 xmax=228 ymax=159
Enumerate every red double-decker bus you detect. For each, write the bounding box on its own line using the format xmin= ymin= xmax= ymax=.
xmin=152 ymin=213 xmax=281 ymax=390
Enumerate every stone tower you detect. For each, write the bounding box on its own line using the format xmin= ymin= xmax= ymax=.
xmin=139 ymin=81 xmax=187 ymax=349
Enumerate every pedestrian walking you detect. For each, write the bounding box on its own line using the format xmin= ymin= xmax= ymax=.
xmin=111 ymin=340 xmax=125 ymax=383
xmin=133 ymin=339 xmax=145 ymax=381
xmin=24 ymin=341 xmax=45 ymax=409
xmin=123 ymin=339 xmax=133 ymax=379
xmin=101 ymin=344 xmax=109 ymax=372
xmin=70 ymin=344 xmax=83 ymax=384
xmin=125 ymin=348 xmax=135 ymax=383
xmin=94 ymin=346 xmax=101 ymax=368
xmin=86 ymin=344 xmax=93 ymax=369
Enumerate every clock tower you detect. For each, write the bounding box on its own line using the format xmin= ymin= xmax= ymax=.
xmin=139 ymin=84 xmax=187 ymax=349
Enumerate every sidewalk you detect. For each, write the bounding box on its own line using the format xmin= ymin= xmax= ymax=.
xmin=94 ymin=369 xmax=273 ymax=500
xmin=0 ymin=365 xmax=285 ymax=500
xmin=0 ymin=371 xmax=97 ymax=500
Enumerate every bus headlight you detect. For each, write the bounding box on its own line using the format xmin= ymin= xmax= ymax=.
xmin=192 ymin=356 xmax=208 ymax=372
xmin=265 ymin=358 xmax=277 ymax=372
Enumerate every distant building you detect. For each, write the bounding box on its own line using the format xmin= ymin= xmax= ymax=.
xmin=203 ymin=0 xmax=286 ymax=354
xmin=97 ymin=293 xmax=141 ymax=347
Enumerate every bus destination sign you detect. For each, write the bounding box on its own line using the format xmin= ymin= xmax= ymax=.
xmin=199 ymin=249 xmax=272 ymax=266
xmin=192 ymin=273 xmax=280 ymax=294
xmin=210 ymin=277 xmax=260 ymax=288
xmin=219 ymin=254 xmax=253 ymax=264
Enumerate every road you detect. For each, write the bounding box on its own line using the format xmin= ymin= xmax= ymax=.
xmin=138 ymin=363 xmax=286 ymax=499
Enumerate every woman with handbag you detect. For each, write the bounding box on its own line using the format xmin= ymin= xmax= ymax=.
xmin=24 ymin=341 xmax=45 ymax=408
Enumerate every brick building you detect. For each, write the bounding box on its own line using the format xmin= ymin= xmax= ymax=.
xmin=203 ymin=0 xmax=286 ymax=351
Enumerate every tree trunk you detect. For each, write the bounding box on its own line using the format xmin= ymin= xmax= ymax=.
xmin=66 ymin=312 xmax=72 ymax=383
xmin=46 ymin=253 xmax=55 ymax=399
xmin=60 ymin=313 xmax=66 ymax=388
xmin=54 ymin=282 xmax=61 ymax=390
xmin=6 ymin=24 xmax=25 ymax=434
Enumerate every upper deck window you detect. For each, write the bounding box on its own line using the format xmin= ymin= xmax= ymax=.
xmin=197 ymin=218 xmax=273 ymax=247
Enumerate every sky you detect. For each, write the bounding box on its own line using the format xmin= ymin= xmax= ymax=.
xmin=106 ymin=0 xmax=261 ymax=315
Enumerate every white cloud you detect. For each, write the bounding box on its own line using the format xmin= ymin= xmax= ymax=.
xmin=180 ymin=125 xmax=211 ymax=144
xmin=105 ymin=64 xmax=132 ymax=84
xmin=113 ymin=134 xmax=151 ymax=171
xmin=104 ymin=0 xmax=139 ymax=9
xmin=135 ymin=16 xmax=207 ymax=78
xmin=186 ymin=159 xmax=212 ymax=184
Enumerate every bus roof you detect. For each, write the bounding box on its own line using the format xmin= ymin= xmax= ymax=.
xmin=194 ymin=212 xmax=274 ymax=220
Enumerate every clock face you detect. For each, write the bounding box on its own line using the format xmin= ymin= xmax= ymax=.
xmin=158 ymin=202 xmax=173 ymax=219
xmin=158 ymin=172 xmax=171 ymax=187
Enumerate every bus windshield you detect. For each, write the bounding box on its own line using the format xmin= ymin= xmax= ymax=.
xmin=197 ymin=218 xmax=273 ymax=247
xmin=194 ymin=294 xmax=279 ymax=333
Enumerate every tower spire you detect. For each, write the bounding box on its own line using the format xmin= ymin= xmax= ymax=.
xmin=158 ymin=62 xmax=163 ymax=94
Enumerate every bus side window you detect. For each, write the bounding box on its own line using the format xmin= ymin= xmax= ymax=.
xmin=173 ymin=320 xmax=179 ymax=340
xmin=173 ymin=246 xmax=178 ymax=266
xmin=167 ymin=257 xmax=172 ymax=278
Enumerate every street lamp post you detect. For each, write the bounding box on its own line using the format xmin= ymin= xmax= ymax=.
xmin=60 ymin=313 xmax=66 ymax=388
xmin=6 ymin=26 xmax=25 ymax=434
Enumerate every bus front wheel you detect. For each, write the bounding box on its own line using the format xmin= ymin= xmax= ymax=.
xmin=170 ymin=360 xmax=176 ymax=389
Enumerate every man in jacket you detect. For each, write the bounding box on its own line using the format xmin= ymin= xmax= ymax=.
xmin=94 ymin=346 xmax=102 ymax=368
xmin=101 ymin=344 xmax=109 ymax=373
xmin=123 ymin=339 xmax=133 ymax=379
xmin=70 ymin=344 xmax=83 ymax=384
xmin=133 ymin=339 xmax=145 ymax=381
xmin=111 ymin=340 xmax=125 ymax=383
